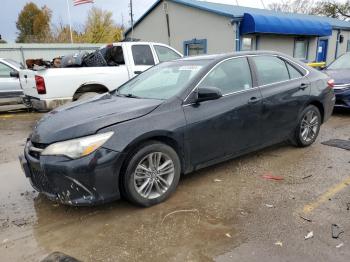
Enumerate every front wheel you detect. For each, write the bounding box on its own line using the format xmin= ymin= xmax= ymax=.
xmin=122 ymin=141 xmax=181 ymax=207
xmin=292 ymin=105 xmax=321 ymax=147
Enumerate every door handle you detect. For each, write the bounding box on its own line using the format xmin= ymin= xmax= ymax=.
xmin=299 ymin=83 xmax=309 ymax=90
xmin=134 ymin=71 xmax=142 ymax=75
xmin=248 ymin=96 xmax=260 ymax=104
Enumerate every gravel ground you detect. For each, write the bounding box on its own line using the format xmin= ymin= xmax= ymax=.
xmin=0 ymin=108 xmax=349 ymax=262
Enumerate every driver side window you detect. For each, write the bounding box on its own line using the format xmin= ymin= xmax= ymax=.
xmin=198 ymin=57 xmax=252 ymax=95
xmin=0 ymin=63 xmax=13 ymax=78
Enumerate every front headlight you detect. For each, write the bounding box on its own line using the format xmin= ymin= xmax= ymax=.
xmin=41 ymin=132 xmax=114 ymax=159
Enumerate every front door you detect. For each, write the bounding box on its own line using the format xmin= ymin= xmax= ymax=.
xmin=317 ymin=39 xmax=328 ymax=62
xmin=0 ymin=62 xmax=22 ymax=104
xmin=250 ymin=55 xmax=310 ymax=144
xmin=184 ymin=57 xmax=262 ymax=167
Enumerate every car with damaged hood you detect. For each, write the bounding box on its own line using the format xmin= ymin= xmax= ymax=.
xmin=323 ymin=52 xmax=350 ymax=109
xmin=19 ymin=51 xmax=335 ymax=207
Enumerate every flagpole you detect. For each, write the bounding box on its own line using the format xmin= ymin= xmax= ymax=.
xmin=129 ymin=0 xmax=134 ymax=39
xmin=66 ymin=0 xmax=74 ymax=43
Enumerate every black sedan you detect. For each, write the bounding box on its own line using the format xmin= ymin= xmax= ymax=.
xmin=19 ymin=51 xmax=335 ymax=207
xmin=323 ymin=52 xmax=350 ymax=109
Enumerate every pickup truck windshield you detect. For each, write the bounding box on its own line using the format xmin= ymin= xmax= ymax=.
xmin=117 ymin=60 xmax=210 ymax=100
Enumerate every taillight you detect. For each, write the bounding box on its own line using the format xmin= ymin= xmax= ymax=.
xmin=327 ymin=79 xmax=335 ymax=89
xmin=35 ymin=75 xmax=46 ymax=94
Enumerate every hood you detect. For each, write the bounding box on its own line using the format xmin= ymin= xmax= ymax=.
xmin=31 ymin=93 xmax=163 ymax=144
xmin=323 ymin=69 xmax=350 ymax=85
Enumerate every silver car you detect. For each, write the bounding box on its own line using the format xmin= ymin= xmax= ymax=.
xmin=0 ymin=58 xmax=24 ymax=105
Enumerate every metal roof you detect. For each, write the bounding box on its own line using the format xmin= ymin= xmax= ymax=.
xmin=125 ymin=0 xmax=350 ymax=35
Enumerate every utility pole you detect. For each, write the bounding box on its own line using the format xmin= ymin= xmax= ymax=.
xmin=129 ymin=0 xmax=134 ymax=40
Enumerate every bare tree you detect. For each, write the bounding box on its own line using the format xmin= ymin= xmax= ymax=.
xmin=268 ymin=0 xmax=317 ymax=14
xmin=312 ymin=0 xmax=350 ymax=20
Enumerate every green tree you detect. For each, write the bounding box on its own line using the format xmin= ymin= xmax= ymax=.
xmin=16 ymin=2 xmax=52 ymax=43
xmin=51 ymin=23 xmax=85 ymax=43
xmin=82 ymin=7 xmax=123 ymax=43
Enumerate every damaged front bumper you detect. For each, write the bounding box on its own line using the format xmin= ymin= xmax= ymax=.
xmin=20 ymin=141 xmax=124 ymax=206
xmin=23 ymin=96 xmax=72 ymax=111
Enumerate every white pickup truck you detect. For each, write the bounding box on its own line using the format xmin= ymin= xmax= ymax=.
xmin=20 ymin=42 xmax=182 ymax=110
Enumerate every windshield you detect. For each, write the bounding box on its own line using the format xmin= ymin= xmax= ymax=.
xmin=4 ymin=59 xmax=24 ymax=69
xmin=117 ymin=60 xmax=210 ymax=100
xmin=328 ymin=53 xmax=350 ymax=70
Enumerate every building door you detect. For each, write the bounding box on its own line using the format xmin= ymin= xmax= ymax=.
xmin=317 ymin=39 xmax=328 ymax=62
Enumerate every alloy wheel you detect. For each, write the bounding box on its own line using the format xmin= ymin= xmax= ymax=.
xmin=133 ymin=152 xmax=175 ymax=199
xmin=300 ymin=110 xmax=319 ymax=143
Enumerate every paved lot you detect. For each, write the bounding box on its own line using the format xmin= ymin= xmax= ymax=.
xmin=0 ymin=109 xmax=349 ymax=262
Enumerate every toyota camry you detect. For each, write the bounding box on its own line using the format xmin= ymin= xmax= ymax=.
xmin=19 ymin=51 xmax=335 ymax=207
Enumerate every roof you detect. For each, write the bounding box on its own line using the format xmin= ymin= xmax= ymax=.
xmin=125 ymin=0 xmax=350 ymax=35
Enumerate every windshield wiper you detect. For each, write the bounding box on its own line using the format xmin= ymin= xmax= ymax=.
xmin=120 ymin=93 xmax=141 ymax=98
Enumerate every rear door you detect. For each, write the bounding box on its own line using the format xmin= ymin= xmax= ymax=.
xmin=184 ymin=57 xmax=263 ymax=166
xmin=0 ymin=62 xmax=22 ymax=101
xmin=128 ymin=44 xmax=156 ymax=78
xmin=250 ymin=55 xmax=310 ymax=144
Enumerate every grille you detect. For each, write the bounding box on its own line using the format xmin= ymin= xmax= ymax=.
xmin=30 ymin=166 xmax=55 ymax=195
xmin=28 ymin=142 xmax=47 ymax=160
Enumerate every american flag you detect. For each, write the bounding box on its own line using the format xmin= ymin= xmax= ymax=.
xmin=73 ymin=0 xmax=94 ymax=6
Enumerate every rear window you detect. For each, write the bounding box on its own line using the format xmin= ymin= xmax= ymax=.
xmin=253 ymin=56 xmax=290 ymax=86
xmin=132 ymin=45 xmax=155 ymax=66
xmin=154 ymin=45 xmax=181 ymax=62
xmin=286 ymin=62 xmax=304 ymax=79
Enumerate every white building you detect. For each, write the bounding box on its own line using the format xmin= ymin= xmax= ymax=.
xmin=125 ymin=0 xmax=350 ymax=64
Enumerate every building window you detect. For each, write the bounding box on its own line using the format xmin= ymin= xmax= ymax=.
xmin=183 ymin=39 xmax=207 ymax=56
xmin=241 ymin=37 xmax=253 ymax=51
xmin=294 ymin=39 xmax=308 ymax=60
xmin=347 ymin=40 xmax=350 ymax=52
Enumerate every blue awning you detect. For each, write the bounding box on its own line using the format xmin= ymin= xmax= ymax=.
xmin=240 ymin=13 xmax=332 ymax=36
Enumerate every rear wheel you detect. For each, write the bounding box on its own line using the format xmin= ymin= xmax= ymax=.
xmin=292 ymin=105 xmax=321 ymax=147
xmin=122 ymin=141 xmax=181 ymax=207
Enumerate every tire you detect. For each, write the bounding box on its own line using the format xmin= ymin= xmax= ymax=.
xmin=292 ymin=105 xmax=321 ymax=147
xmin=77 ymin=92 xmax=99 ymax=101
xmin=121 ymin=141 xmax=181 ymax=207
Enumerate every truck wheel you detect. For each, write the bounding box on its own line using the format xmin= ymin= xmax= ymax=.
xmin=122 ymin=141 xmax=181 ymax=207
xmin=292 ymin=105 xmax=321 ymax=147
xmin=77 ymin=92 xmax=99 ymax=101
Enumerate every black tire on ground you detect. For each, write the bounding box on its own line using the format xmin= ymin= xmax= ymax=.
xmin=121 ymin=141 xmax=181 ymax=207
xmin=77 ymin=92 xmax=100 ymax=101
xmin=292 ymin=105 xmax=321 ymax=147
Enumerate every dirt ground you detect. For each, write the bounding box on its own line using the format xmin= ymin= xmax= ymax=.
xmin=0 ymin=108 xmax=349 ymax=262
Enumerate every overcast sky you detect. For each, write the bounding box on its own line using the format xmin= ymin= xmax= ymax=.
xmin=0 ymin=0 xmax=340 ymax=42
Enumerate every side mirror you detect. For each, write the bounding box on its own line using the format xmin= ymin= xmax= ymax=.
xmin=10 ymin=71 xmax=19 ymax=78
xmin=196 ymin=86 xmax=222 ymax=103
